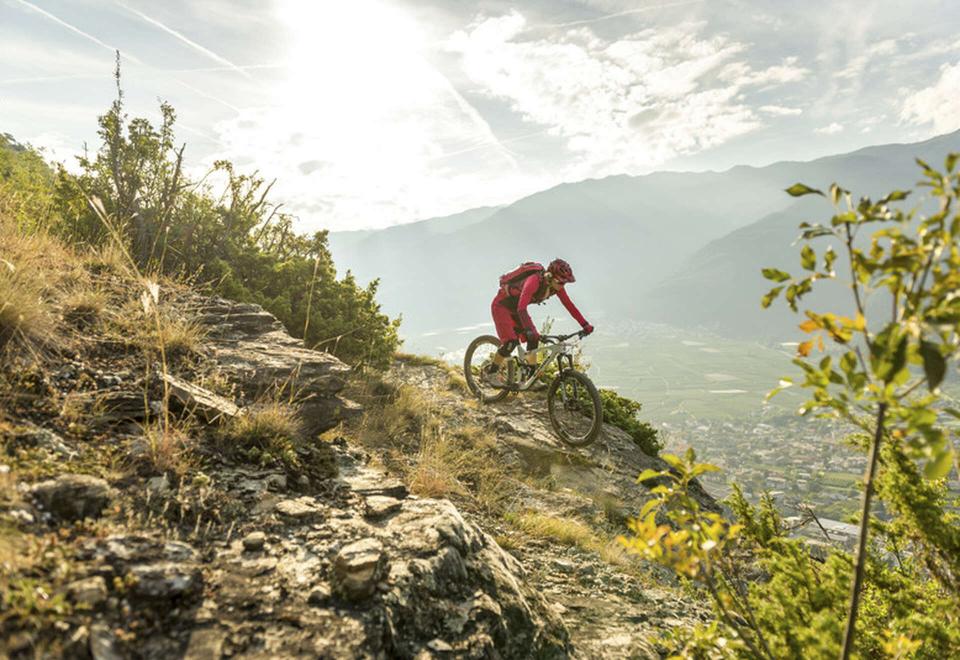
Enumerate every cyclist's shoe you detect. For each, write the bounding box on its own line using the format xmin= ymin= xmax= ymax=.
xmin=482 ymin=363 xmax=506 ymax=388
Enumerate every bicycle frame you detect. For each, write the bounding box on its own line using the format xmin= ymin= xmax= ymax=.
xmin=511 ymin=337 xmax=579 ymax=391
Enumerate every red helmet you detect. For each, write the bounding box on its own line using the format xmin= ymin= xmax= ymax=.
xmin=548 ymin=258 xmax=575 ymax=283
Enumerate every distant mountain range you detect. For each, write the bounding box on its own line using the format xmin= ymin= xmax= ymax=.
xmin=329 ymin=130 xmax=960 ymax=339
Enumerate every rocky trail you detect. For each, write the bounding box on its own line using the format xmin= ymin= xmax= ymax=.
xmin=1 ymin=288 xmax=714 ymax=658
xmin=376 ymin=361 xmax=714 ymax=658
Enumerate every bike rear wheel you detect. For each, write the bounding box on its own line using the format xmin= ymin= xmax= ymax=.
xmin=547 ymin=370 xmax=602 ymax=446
xmin=463 ymin=335 xmax=513 ymax=403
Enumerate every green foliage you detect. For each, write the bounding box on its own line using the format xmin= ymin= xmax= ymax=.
xmin=46 ymin=66 xmax=400 ymax=368
xmin=598 ymin=388 xmax=661 ymax=455
xmin=763 ymin=154 xmax=960 ymax=649
xmin=625 ymin=155 xmax=960 ymax=658
xmin=0 ymin=133 xmax=58 ymax=231
xmin=623 ymin=452 xmax=960 ymax=659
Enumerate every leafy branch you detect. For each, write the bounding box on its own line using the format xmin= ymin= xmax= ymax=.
xmin=763 ymin=154 xmax=960 ymax=658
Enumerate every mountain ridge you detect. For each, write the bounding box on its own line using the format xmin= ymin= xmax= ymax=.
xmin=329 ymin=129 xmax=960 ymax=337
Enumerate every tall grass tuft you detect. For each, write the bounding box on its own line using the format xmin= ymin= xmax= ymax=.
xmin=219 ymin=402 xmax=303 ymax=469
xmin=0 ymin=219 xmax=80 ymax=359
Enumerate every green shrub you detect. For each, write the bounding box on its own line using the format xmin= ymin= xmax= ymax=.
xmin=47 ymin=65 xmax=400 ymax=369
xmin=598 ymin=388 xmax=661 ymax=455
xmin=624 ymin=156 xmax=960 ymax=659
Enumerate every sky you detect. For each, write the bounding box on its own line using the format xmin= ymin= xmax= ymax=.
xmin=2 ymin=0 xmax=960 ymax=231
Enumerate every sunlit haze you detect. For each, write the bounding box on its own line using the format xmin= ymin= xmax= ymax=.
xmin=3 ymin=0 xmax=960 ymax=230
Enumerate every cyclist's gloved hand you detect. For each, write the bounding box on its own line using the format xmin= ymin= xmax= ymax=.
xmin=581 ymin=323 xmax=594 ymax=336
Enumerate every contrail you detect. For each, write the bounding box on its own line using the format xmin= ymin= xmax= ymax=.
xmin=429 ymin=128 xmax=551 ymax=162
xmin=174 ymin=80 xmax=242 ymax=113
xmin=0 ymin=73 xmax=105 ymax=85
xmin=430 ymin=67 xmax=520 ymax=170
xmin=527 ymin=0 xmax=705 ymax=31
xmin=11 ymin=0 xmax=142 ymax=64
xmin=7 ymin=2 xmax=243 ymax=115
xmin=118 ymin=3 xmax=254 ymax=80
xmin=162 ymin=64 xmax=284 ymax=74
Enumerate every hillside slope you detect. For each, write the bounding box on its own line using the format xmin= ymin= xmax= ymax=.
xmin=344 ymin=356 xmax=715 ymax=658
xmin=0 ymin=254 xmax=567 ymax=657
xmin=0 ymin=234 xmax=711 ymax=657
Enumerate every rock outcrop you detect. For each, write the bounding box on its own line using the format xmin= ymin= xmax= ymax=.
xmin=190 ymin=298 xmax=361 ymax=433
xmin=186 ymin=452 xmax=570 ymax=658
xmin=29 ymin=474 xmax=113 ymax=522
xmin=390 ymin=361 xmax=719 ymax=519
xmin=1 ymin=293 xmax=575 ymax=659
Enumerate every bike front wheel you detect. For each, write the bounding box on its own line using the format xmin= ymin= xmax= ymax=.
xmin=547 ymin=370 xmax=602 ymax=446
xmin=463 ymin=335 xmax=513 ymax=403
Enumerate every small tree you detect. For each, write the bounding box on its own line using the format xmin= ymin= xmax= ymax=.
xmin=762 ymin=155 xmax=960 ymax=657
xmin=621 ymin=154 xmax=960 ymax=659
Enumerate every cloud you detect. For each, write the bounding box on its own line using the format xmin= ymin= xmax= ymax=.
xmin=720 ymin=57 xmax=809 ymax=88
xmin=759 ymin=105 xmax=803 ymax=116
xmin=445 ymin=14 xmax=808 ymax=177
xmin=901 ymin=61 xmax=960 ymax=134
xmin=297 ymin=160 xmax=327 ymax=175
xmin=815 ymin=122 xmax=844 ymax=135
xmin=28 ymin=131 xmax=84 ymax=171
xmin=201 ymin=1 xmax=552 ymax=231
xmin=834 ymin=38 xmax=900 ymax=82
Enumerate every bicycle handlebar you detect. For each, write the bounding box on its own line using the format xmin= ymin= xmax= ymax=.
xmin=541 ymin=330 xmax=588 ymax=344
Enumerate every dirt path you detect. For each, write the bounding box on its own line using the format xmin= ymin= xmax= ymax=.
xmin=357 ymin=359 xmax=713 ymax=658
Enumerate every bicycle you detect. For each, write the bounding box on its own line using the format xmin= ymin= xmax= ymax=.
xmin=462 ymin=330 xmax=603 ymax=447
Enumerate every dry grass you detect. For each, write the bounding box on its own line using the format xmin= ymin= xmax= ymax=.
xmin=446 ymin=371 xmax=471 ymax=396
xmin=409 ymin=431 xmax=470 ymax=498
xmin=493 ymin=532 xmax=520 ymax=553
xmin=347 ymin=380 xmax=515 ymax=513
xmin=219 ymin=401 xmax=302 ymax=468
xmin=506 ymin=511 xmax=599 ymax=549
xmin=136 ymin=421 xmax=195 ymax=476
xmin=107 ymin=295 xmax=206 ymax=361
xmin=148 ymin=311 xmax=206 ymax=359
xmin=60 ymin=286 xmax=108 ymax=330
xmin=0 ymin=214 xmax=132 ymax=363
xmin=597 ymin=539 xmax=634 ymax=567
xmin=0 ymin=223 xmax=69 ymax=358
xmin=407 ymin=424 xmax=504 ymax=503
xmin=504 ymin=510 xmax=639 ymax=570
xmin=82 ymin=241 xmax=131 ymax=276
xmin=352 ymin=383 xmax=438 ymax=451
xmin=0 ymin=261 xmax=48 ymax=353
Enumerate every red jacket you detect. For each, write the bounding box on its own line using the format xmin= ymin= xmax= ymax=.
xmin=499 ymin=273 xmax=587 ymax=340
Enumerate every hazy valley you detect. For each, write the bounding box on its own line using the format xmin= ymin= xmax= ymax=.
xmin=331 ymin=132 xmax=960 ymax=525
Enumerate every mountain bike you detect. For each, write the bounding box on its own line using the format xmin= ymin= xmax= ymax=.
xmin=463 ymin=330 xmax=603 ymax=447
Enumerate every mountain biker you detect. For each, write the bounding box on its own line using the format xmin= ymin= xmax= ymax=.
xmin=484 ymin=258 xmax=594 ymax=386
